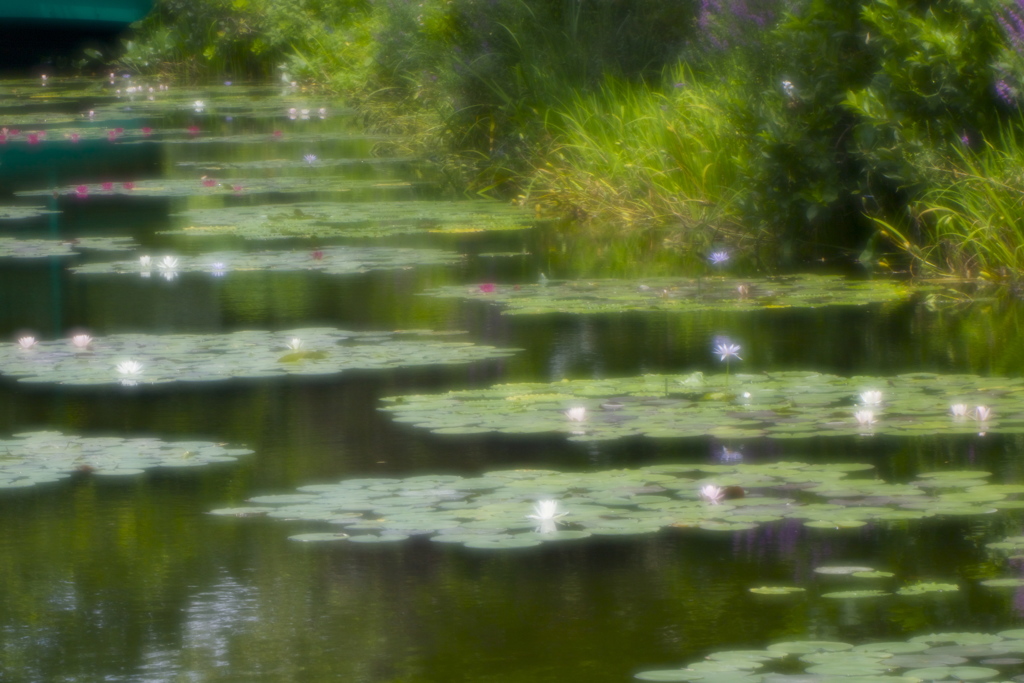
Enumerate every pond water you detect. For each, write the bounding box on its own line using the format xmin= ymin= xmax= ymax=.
xmin=2 ymin=78 xmax=1024 ymax=683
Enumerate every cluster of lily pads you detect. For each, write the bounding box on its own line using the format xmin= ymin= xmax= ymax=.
xmin=380 ymin=371 xmax=1023 ymax=441
xmin=69 ymin=246 xmax=461 ymax=277
xmin=0 ymin=236 xmax=136 ymax=258
xmin=421 ymin=274 xmax=922 ymax=314
xmin=211 ymin=461 xmax=1024 ymax=548
xmin=751 ymin=564 xmax=962 ymax=599
xmin=160 ymin=200 xmax=535 ymax=240
xmin=0 ymin=431 xmax=253 ymax=489
xmin=17 ymin=176 xmax=419 ymax=199
xmin=635 ymin=631 xmax=1024 ymax=682
xmin=0 ymin=328 xmax=518 ymax=386
xmin=0 ymin=206 xmax=59 ymax=221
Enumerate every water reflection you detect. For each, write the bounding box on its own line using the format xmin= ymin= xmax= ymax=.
xmin=4 ymin=80 xmax=1024 ymax=682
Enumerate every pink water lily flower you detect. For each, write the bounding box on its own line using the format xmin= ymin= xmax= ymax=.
xmin=102 ymin=182 xmax=113 ymax=191
xmin=479 ymin=283 xmax=496 ymax=293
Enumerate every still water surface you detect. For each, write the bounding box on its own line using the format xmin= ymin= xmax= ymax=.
xmin=0 ymin=80 xmax=1023 ymax=682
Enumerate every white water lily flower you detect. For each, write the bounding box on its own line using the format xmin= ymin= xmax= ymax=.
xmin=286 ymin=338 xmax=303 ymax=351
xmin=565 ymin=406 xmax=586 ymax=422
xmin=854 ymin=409 xmax=876 ymax=426
xmin=950 ymin=403 xmax=968 ymax=417
xmin=975 ymin=405 xmax=992 ymax=421
xmin=860 ymin=390 xmax=882 ymax=406
xmin=158 ymin=256 xmax=178 ymax=269
xmin=17 ymin=336 xmax=36 ymax=349
xmin=526 ymin=499 xmax=566 ymax=522
xmin=211 ymin=262 xmax=226 ymax=277
xmin=713 ymin=343 xmax=742 ymax=361
xmin=193 ymin=100 xmax=204 ymax=112
xmin=699 ymin=484 xmax=724 ymax=504
xmin=71 ymin=334 xmax=92 ymax=348
xmin=116 ymin=360 xmax=143 ymax=376
xmin=708 ymin=251 xmax=730 ymax=264
xmin=304 ymin=153 xmax=317 ymax=165
xmin=139 ymin=255 xmax=151 ymax=268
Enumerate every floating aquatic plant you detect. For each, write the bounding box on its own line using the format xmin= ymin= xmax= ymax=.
xmin=421 ymin=274 xmax=923 ymax=315
xmin=0 ymin=236 xmax=136 ymax=259
xmin=0 ymin=431 xmax=253 ymax=490
xmin=633 ymin=630 xmax=1024 ymax=681
xmin=211 ymin=460 xmax=1024 ymax=549
xmin=0 ymin=206 xmax=58 ymax=220
xmin=71 ymin=246 xmax=461 ymax=276
xmin=380 ymin=371 xmax=1024 ymax=441
xmin=0 ymin=328 xmax=517 ymax=386
xmin=159 ymin=201 xmax=535 ymax=240
xmin=17 ymin=177 xmax=423 ymax=199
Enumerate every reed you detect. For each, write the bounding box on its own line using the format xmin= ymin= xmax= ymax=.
xmin=874 ymin=123 xmax=1024 ymax=280
xmin=524 ymin=66 xmax=749 ymax=248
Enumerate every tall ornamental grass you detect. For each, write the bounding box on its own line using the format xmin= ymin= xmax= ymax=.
xmin=872 ymin=126 xmax=1024 ymax=279
xmin=528 ymin=68 xmax=748 ymax=247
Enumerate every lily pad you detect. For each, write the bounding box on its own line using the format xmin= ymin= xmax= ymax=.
xmin=209 ymin=458 xmax=1024 ymax=549
xmin=635 ymin=633 xmax=1024 ymax=683
xmin=0 ymin=206 xmax=59 ymax=220
xmin=750 ymin=586 xmax=807 ymax=595
xmin=421 ymin=274 xmax=920 ymax=315
xmin=0 ymin=236 xmax=136 ymax=258
xmin=897 ymin=582 xmax=960 ymax=595
xmin=380 ymin=371 xmax=1024 ymax=441
xmin=160 ymin=200 xmax=536 ymax=240
xmin=980 ymin=578 xmax=1024 ymax=587
xmin=17 ymin=176 xmax=423 ymax=199
xmin=70 ymin=245 xmax=461 ymax=276
xmin=821 ymin=590 xmax=889 ymax=599
xmin=0 ymin=430 xmax=252 ymax=489
xmin=0 ymin=328 xmax=518 ymax=386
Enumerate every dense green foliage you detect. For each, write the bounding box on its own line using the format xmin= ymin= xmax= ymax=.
xmin=117 ymin=0 xmax=1024 ymax=276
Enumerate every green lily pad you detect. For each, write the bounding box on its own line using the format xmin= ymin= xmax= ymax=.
xmin=17 ymin=176 xmax=424 ymax=199
xmin=0 ymin=328 xmax=517 ymax=386
xmin=0 ymin=206 xmax=59 ymax=220
xmin=897 ymin=582 xmax=959 ymax=595
xmin=70 ymin=245 xmax=460 ymax=276
xmin=421 ymin=274 xmax=919 ymax=315
xmin=636 ymin=634 xmax=1024 ymax=683
xmin=0 ymin=430 xmax=251 ymax=490
xmin=380 ymin=371 xmax=1024 ymax=441
xmin=980 ymin=578 xmax=1024 ymax=587
xmin=288 ymin=533 xmax=350 ymax=542
xmin=902 ymin=666 xmax=999 ymax=680
xmin=821 ymin=590 xmax=889 ymax=599
xmin=750 ymin=586 xmax=807 ymax=595
xmin=160 ymin=200 xmax=536 ymax=240
xmin=766 ymin=642 xmax=854 ymax=655
xmin=0 ymin=236 xmax=136 ymax=258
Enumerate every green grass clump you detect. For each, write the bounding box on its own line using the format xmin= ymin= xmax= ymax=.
xmin=874 ymin=126 xmax=1024 ymax=280
xmin=526 ymin=68 xmax=748 ymax=249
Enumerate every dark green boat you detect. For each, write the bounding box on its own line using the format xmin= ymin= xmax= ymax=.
xmin=0 ymin=0 xmax=153 ymax=69
xmin=0 ymin=0 xmax=151 ymax=24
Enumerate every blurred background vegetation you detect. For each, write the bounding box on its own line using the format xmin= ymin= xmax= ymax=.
xmin=113 ymin=0 xmax=1024 ymax=277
